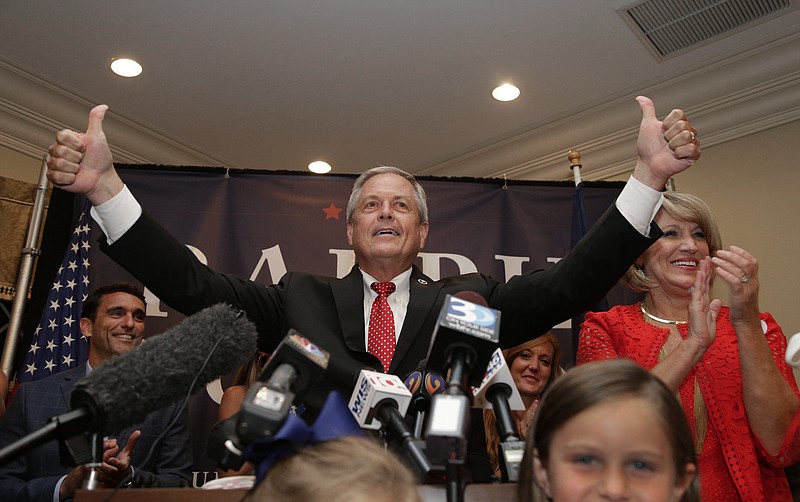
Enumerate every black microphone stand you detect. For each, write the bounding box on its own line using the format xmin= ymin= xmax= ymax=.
xmin=487 ymin=384 xmax=525 ymax=482
xmin=376 ymin=402 xmax=434 ymax=479
xmin=0 ymin=408 xmax=92 ymax=467
xmin=429 ymin=346 xmax=475 ymax=502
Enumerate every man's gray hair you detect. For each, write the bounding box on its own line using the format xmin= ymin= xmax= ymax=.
xmin=345 ymin=166 xmax=428 ymax=223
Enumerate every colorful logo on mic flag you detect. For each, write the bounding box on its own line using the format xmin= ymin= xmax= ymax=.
xmin=285 ymin=330 xmax=330 ymax=369
xmin=18 ymin=199 xmax=93 ymax=383
xmin=424 ymin=372 xmax=445 ymax=397
xmin=404 ymin=371 xmax=422 ymax=395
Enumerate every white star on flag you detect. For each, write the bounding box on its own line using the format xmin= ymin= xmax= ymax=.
xmin=18 ymin=200 xmax=93 ymax=383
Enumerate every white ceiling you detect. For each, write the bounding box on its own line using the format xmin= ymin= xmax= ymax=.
xmin=1 ymin=0 xmax=799 ymax=181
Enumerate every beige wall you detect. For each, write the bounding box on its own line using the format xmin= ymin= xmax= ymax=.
xmin=676 ymin=120 xmax=800 ymax=382
xmin=3 ymin=119 xmax=800 ymax=357
xmin=0 ymin=148 xmax=41 ymax=184
xmin=675 ymin=120 xmax=800 ymax=344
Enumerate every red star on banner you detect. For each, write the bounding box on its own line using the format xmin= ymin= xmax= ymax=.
xmin=323 ymin=202 xmax=343 ymax=220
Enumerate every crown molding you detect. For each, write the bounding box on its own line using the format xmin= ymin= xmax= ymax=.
xmin=417 ymin=30 xmax=800 ymax=181
xmin=1 ymin=31 xmax=799 ymax=180
xmin=0 ymin=57 xmax=227 ymax=167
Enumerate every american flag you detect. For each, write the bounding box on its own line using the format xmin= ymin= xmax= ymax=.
xmin=18 ymin=199 xmax=92 ymax=383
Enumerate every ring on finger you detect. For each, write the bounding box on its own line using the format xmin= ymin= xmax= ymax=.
xmin=740 ymin=274 xmax=749 ymax=284
xmin=689 ymin=131 xmax=696 ymax=143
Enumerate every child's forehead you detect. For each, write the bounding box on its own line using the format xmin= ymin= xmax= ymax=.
xmin=567 ymin=394 xmax=664 ymax=428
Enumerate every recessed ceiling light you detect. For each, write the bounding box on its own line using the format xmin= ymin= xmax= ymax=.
xmin=110 ymin=58 xmax=143 ymax=78
xmin=492 ymin=83 xmax=520 ymax=102
xmin=308 ymin=161 xmax=332 ymax=174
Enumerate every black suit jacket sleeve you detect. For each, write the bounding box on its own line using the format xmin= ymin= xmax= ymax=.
xmin=101 ymin=211 xmax=290 ymax=354
xmin=100 ymin=200 xmax=658 ymax=371
xmin=488 ymin=204 xmax=660 ymax=348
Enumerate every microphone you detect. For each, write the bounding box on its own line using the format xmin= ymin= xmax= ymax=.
xmin=424 ymin=292 xmax=500 ymax=467
xmin=349 ymin=369 xmax=412 ymax=430
xmin=207 ymin=413 xmax=246 ymax=472
xmin=404 ymin=361 xmax=424 ymax=399
xmin=236 ymin=329 xmax=330 ymax=445
xmin=404 ymin=361 xmax=446 ymax=438
xmin=208 ymin=330 xmax=330 ymax=471
xmin=349 ymin=369 xmax=433 ymax=478
xmin=424 ymin=371 xmax=446 ymax=400
xmin=472 ymin=347 xmax=525 ymax=413
xmin=72 ymin=303 xmax=258 ymax=433
xmin=403 ymin=360 xmax=426 ymax=437
xmin=421 ymin=370 xmax=448 ymax=444
xmin=425 ymin=291 xmax=500 ymax=390
xmin=471 ymin=347 xmax=526 ymax=482
xmin=0 ymin=303 xmax=258 ymax=467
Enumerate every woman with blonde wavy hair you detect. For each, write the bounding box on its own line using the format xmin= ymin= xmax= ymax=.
xmin=483 ymin=332 xmax=561 ymax=478
xmin=578 ymin=192 xmax=800 ymax=501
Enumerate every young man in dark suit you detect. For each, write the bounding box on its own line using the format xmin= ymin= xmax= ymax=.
xmin=0 ymin=283 xmax=192 ymax=501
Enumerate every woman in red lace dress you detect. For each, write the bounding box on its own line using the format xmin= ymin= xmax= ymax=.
xmin=577 ymin=192 xmax=800 ymax=501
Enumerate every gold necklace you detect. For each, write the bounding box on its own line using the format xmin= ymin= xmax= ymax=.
xmin=640 ymin=304 xmax=687 ymax=325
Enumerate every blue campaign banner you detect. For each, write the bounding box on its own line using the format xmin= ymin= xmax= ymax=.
xmin=87 ymin=165 xmax=627 ymax=485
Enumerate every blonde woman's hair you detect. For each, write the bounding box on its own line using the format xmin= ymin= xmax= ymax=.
xmin=624 ymin=192 xmax=722 ymax=292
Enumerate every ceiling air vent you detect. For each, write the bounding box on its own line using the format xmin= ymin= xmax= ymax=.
xmin=620 ymin=0 xmax=797 ymax=60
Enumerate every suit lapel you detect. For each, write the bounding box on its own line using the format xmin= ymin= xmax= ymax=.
xmin=330 ymin=265 xmax=442 ymax=371
xmin=390 ymin=266 xmax=440 ymax=372
xmin=331 ymin=266 xmax=368 ymax=352
xmin=59 ymin=364 xmax=86 ymax=409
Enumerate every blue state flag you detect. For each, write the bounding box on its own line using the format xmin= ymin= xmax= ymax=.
xmin=570 ymin=182 xmax=609 ymax=360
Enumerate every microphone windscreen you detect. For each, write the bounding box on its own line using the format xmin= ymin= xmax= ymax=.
xmin=72 ymin=303 xmax=258 ymax=434
xmin=454 ymin=290 xmax=489 ymax=307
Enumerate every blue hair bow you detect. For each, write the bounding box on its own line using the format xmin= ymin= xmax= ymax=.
xmin=243 ymin=391 xmax=364 ymax=482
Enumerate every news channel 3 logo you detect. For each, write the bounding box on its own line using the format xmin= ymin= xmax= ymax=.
xmin=446 ymin=296 xmax=498 ymax=328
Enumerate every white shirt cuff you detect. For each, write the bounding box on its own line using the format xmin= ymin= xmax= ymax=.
xmin=54 ymin=475 xmax=65 ymax=502
xmin=615 ymin=176 xmax=664 ymax=237
xmin=90 ymin=185 xmax=142 ymax=245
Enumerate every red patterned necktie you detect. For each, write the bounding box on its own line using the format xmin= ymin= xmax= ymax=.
xmin=368 ymin=282 xmax=396 ymax=372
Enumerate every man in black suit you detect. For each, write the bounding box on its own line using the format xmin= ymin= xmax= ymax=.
xmin=0 ymin=283 xmax=192 ymax=502
xmin=45 ymin=96 xmax=699 ymax=453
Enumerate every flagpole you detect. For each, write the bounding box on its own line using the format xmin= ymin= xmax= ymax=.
xmin=568 ymin=149 xmax=582 ymax=187
xmin=1 ymin=155 xmax=50 ymax=379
